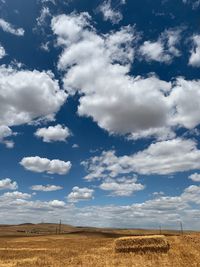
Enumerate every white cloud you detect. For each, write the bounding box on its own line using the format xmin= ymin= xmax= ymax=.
xmin=0 ymin=185 xmax=200 ymax=229
xmin=99 ymin=176 xmax=144 ymax=196
xmin=40 ymin=41 xmax=50 ymax=51
xmin=139 ymin=41 xmax=170 ymax=62
xmin=52 ymin=13 xmax=174 ymax=140
xmin=129 ymin=127 xmax=176 ymax=141
xmin=72 ymin=144 xmax=79 ymax=149
xmin=36 ymin=6 xmax=51 ymax=26
xmin=0 ymin=65 xmax=67 ymax=127
xmin=83 ymin=138 xmax=200 ymax=178
xmin=0 ymin=18 xmax=24 ymax=36
xmin=31 ymin=184 xmax=63 ymax=191
xmin=0 ymin=125 xmax=15 ymax=148
xmin=189 ymin=35 xmax=200 ymax=67
xmin=139 ymin=28 xmax=181 ymax=63
xmin=48 ymin=199 xmax=65 ymax=208
xmin=35 ymin=124 xmax=71 ymax=143
xmin=181 ymin=185 xmax=200 ymax=204
xmin=1 ymin=191 xmax=31 ymax=200
xmin=189 ymin=173 xmax=200 ymax=182
xmin=20 ymin=156 xmax=72 ymax=175
xmin=0 ymin=178 xmax=18 ymax=190
xmin=51 ymin=13 xmax=200 ymax=141
xmin=40 ymin=0 xmax=56 ymax=4
xmin=67 ymin=186 xmax=94 ymax=203
xmin=0 ymin=44 xmax=6 ymax=59
xmin=98 ymin=0 xmax=124 ymax=24
xmin=169 ymin=78 xmax=200 ymax=129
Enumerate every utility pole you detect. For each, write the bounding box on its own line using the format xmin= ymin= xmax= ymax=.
xmin=59 ymin=219 xmax=62 ymax=234
xmin=180 ymin=221 xmax=183 ymax=235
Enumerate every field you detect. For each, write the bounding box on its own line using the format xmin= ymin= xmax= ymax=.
xmin=0 ymin=224 xmax=200 ymax=267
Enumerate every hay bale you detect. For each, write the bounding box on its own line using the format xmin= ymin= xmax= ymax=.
xmin=115 ymin=235 xmax=170 ymax=253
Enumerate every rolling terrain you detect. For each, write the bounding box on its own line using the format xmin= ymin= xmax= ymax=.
xmin=0 ymin=224 xmax=200 ymax=266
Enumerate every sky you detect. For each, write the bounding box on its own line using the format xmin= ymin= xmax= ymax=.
xmin=0 ymin=0 xmax=200 ymax=230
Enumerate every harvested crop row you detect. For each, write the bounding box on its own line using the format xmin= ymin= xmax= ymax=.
xmin=115 ymin=235 xmax=170 ymax=253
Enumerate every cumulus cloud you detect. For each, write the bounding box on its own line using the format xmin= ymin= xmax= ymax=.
xmin=98 ymin=0 xmax=125 ymax=24
xmin=83 ymin=138 xmax=200 ymax=178
xmin=51 ymin=12 xmax=200 ymax=141
xmin=0 ymin=18 xmax=24 ymax=36
xmin=189 ymin=173 xmax=200 ymax=182
xmin=35 ymin=124 xmax=71 ymax=142
xmin=0 ymin=44 xmax=6 ymax=59
xmin=189 ymin=35 xmax=200 ymax=67
xmin=0 ymin=125 xmax=15 ymax=148
xmin=1 ymin=191 xmax=31 ymax=200
xmin=0 ymin=178 xmax=18 ymax=190
xmin=129 ymin=127 xmax=176 ymax=141
xmin=181 ymin=185 xmax=200 ymax=204
xmin=0 ymin=66 xmax=67 ymax=127
xmin=0 ymin=185 xmax=200 ymax=229
xmin=31 ymin=184 xmax=63 ymax=191
xmin=169 ymin=78 xmax=200 ymax=129
xmin=52 ymin=13 xmax=175 ymax=140
xmin=99 ymin=176 xmax=144 ymax=196
xmin=139 ymin=28 xmax=182 ymax=63
xmin=67 ymin=186 xmax=94 ymax=203
xmin=48 ymin=199 xmax=65 ymax=208
xmin=20 ymin=156 xmax=72 ymax=175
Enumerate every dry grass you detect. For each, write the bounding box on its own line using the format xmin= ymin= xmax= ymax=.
xmin=0 ymin=229 xmax=200 ymax=266
xmin=115 ymin=235 xmax=170 ymax=253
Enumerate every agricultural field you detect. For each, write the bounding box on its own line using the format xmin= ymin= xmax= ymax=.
xmin=0 ymin=224 xmax=200 ymax=266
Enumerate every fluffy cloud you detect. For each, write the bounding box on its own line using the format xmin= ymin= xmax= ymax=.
xmin=52 ymin=13 xmax=200 ymax=141
xmin=48 ymin=200 xmax=65 ymax=207
xmin=35 ymin=124 xmax=71 ymax=142
xmin=0 ymin=125 xmax=15 ymax=148
xmin=31 ymin=184 xmax=63 ymax=191
xmin=0 ymin=44 xmax=6 ymax=59
xmin=1 ymin=191 xmax=31 ymax=200
xmin=98 ymin=0 xmax=125 ymax=24
xmin=139 ymin=41 xmax=170 ymax=62
xmin=0 ymin=185 xmax=200 ymax=229
xmin=99 ymin=176 xmax=144 ymax=196
xmin=83 ymin=138 xmax=200 ymax=178
xmin=67 ymin=186 xmax=94 ymax=203
xmin=0 ymin=66 xmax=67 ymax=127
xmin=169 ymin=78 xmax=200 ymax=129
xmin=51 ymin=12 xmax=200 ymax=141
xmin=0 ymin=178 xmax=18 ymax=190
xmin=181 ymin=185 xmax=200 ymax=204
xmin=189 ymin=35 xmax=200 ymax=67
xmin=52 ymin=13 xmax=175 ymax=140
xmin=139 ymin=28 xmax=181 ymax=63
xmin=189 ymin=173 xmax=200 ymax=182
xmin=20 ymin=156 xmax=72 ymax=175
xmin=36 ymin=6 xmax=51 ymax=27
xmin=0 ymin=18 xmax=24 ymax=36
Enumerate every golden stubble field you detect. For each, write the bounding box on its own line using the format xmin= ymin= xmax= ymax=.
xmin=0 ymin=225 xmax=200 ymax=267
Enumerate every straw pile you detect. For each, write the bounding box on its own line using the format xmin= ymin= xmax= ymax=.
xmin=115 ymin=235 xmax=170 ymax=253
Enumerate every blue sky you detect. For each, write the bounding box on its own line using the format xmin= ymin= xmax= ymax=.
xmin=0 ymin=0 xmax=200 ymax=229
